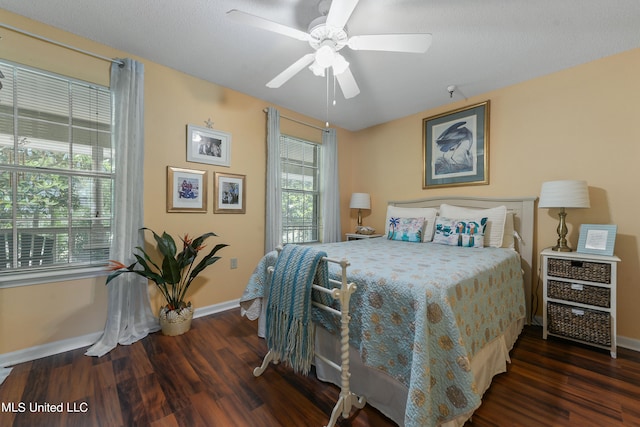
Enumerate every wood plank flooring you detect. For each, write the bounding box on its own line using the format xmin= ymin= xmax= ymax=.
xmin=1 ymin=308 xmax=639 ymax=426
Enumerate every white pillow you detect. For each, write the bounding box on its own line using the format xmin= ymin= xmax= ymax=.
xmin=438 ymin=204 xmax=507 ymax=248
xmin=503 ymin=212 xmax=515 ymax=249
xmin=385 ymin=206 xmax=438 ymax=242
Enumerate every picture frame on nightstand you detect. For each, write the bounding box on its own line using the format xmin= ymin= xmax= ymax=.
xmin=577 ymin=224 xmax=617 ymax=256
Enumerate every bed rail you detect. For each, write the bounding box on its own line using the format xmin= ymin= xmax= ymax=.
xmin=253 ymin=246 xmax=366 ymax=427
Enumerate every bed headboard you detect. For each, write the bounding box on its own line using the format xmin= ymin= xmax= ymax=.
xmin=388 ymin=196 xmax=537 ymax=323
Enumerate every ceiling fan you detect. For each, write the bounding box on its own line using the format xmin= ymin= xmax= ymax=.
xmin=227 ymin=0 xmax=432 ymax=99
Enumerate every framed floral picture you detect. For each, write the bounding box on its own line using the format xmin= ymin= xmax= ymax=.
xmin=166 ymin=166 xmax=207 ymax=213
xmin=214 ymin=172 xmax=246 ymax=214
xmin=423 ymin=101 xmax=490 ymax=189
xmin=186 ymin=124 xmax=231 ymax=167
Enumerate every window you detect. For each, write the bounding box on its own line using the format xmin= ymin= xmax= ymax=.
xmin=280 ymin=135 xmax=320 ymax=244
xmin=0 ymin=61 xmax=113 ymax=284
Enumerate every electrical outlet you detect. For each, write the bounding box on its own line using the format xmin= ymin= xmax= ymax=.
xmin=230 ymin=258 xmax=238 ymax=269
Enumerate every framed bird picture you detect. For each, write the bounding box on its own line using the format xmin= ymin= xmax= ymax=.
xmin=422 ymin=100 xmax=490 ymax=189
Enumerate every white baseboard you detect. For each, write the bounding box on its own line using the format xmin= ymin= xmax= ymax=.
xmin=617 ymin=335 xmax=640 ymax=353
xmin=0 ymin=299 xmax=240 ymax=368
xmin=194 ymin=298 xmax=239 ymax=319
xmin=0 ymin=331 xmax=104 ymax=369
xmin=531 ymin=314 xmax=640 ymax=353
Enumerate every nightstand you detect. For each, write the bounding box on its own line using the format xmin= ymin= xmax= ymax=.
xmin=541 ymin=248 xmax=620 ymax=358
xmin=345 ymin=233 xmax=383 ymax=241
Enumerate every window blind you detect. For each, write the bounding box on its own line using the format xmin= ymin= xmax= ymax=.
xmin=0 ymin=60 xmax=113 ymax=275
xmin=280 ymin=135 xmax=320 ymax=244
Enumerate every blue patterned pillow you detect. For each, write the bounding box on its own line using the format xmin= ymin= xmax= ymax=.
xmin=387 ymin=217 xmax=425 ymax=242
xmin=433 ymin=217 xmax=488 ymax=248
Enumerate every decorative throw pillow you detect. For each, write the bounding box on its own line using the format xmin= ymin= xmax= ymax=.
xmin=433 ymin=216 xmax=488 ymax=248
xmin=439 ymin=204 xmax=507 ymax=248
xmin=384 ymin=206 xmax=438 ymax=242
xmin=387 ymin=217 xmax=425 ymax=243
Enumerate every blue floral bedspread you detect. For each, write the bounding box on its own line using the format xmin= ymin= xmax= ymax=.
xmin=240 ymin=238 xmax=526 ymax=427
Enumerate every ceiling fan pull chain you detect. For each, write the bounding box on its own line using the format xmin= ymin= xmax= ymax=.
xmin=325 ymin=72 xmax=330 ymax=127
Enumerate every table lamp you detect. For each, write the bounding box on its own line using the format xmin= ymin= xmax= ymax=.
xmin=349 ymin=193 xmax=370 ymax=227
xmin=538 ymin=180 xmax=590 ymax=252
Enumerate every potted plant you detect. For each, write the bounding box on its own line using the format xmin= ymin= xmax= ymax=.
xmin=107 ymin=228 xmax=228 ymax=336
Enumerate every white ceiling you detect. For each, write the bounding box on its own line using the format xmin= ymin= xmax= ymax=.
xmin=1 ymin=0 xmax=639 ymax=131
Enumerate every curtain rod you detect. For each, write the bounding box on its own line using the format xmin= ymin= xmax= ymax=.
xmin=0 ymin=23 xmax=124 ymax=66
xmin=263 ymin=108 xmax=328 ymax=132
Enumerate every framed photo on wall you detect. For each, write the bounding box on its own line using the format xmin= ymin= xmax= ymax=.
xmin=166 ymin=166 xmax=207 ymax=213
xmin=577 ymin=224 xmax=617 ymax=256
xmin=186 ymin=124 xmax=231 ymax=167
xmin=214 ymin=172 xmax=246 ymax=214
xmin=423 ymin=100 xmax=490 ymax=189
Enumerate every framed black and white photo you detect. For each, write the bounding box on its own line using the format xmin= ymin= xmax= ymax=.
xmin=167 ymin=166 xmax=207 ymax=212
xmin=577 ymin=224 xmax=617 ymax=256
xmin=214 ymin=172 xmax=246 ymax=214
xmin=423 ymin=101 xmax=489 ymax=189
xmin=186 ymin=124 xmax=231 ymax=167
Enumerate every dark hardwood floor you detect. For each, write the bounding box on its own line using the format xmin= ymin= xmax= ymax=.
xmin=1 ymin=308 xmax=639 ymax=427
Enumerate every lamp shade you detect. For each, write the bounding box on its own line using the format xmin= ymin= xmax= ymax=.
xmin=349 ymin=193 xmax=371 ymax=210
xmin=538 ymin=180 xmax=590 ymax=209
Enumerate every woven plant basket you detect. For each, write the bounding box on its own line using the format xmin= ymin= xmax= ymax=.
xmin=159 ymin=303 xmax=194 ymax=336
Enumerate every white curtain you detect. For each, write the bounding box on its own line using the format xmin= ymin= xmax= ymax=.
xmin=85 ymin=58 xmax=159 ymax=357
xmin=0 ymin=367 xmax=11 ymax=385
xmin=321 ymin=128 xmax=341 ymax=243
xmin=265 ymin=107 xmax=282 ymax=253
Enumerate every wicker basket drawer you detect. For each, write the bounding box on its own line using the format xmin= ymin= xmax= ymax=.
xmin=547 ymin=302 xmax=611 ymax=346
xmin=547 ymin=280 xmax=610 ymax=308
xmin=547 ymin=257 xmax=611 ymax=284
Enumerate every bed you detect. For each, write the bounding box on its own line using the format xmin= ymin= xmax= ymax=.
xmin=241 ymin=196 xmax=536 ymax=427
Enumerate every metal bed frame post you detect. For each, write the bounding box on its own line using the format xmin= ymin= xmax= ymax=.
xmin=253 ymin=247 xmax=366 ymax=427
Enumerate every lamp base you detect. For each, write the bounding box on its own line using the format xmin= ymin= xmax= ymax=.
xmin=551 ymin=244 xmax=573 ymax=252
xmin=552 ymin=208 xmax=572 ymax=252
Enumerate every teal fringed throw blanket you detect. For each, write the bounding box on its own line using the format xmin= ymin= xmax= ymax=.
xmin=265 ymin=244 xmax=328 ymax=375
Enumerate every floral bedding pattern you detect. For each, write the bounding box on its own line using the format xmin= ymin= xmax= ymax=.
xmin=240 ymin=238 xmax=525 ymax=427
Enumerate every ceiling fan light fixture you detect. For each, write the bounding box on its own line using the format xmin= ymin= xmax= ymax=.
xmin=332 ymin=53 xmax=349 ymax=75
xmin=315 ymin=43 xmax=336 ymax=68
xmin=309 ymin=60 xmax=326 ymax=77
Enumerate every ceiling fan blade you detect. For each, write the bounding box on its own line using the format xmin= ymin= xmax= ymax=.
xmin=335 ymin=67 xmax=360 ymax=99
xmin=326 ymin=0 xmax=360 ymax=29
xmin=227 ymin=9 xmax=310 ymax=42
xmin=266 ymin=53 xmax=316 ymax=88
xmin=348 ymin=34 xmax=433 ymax=53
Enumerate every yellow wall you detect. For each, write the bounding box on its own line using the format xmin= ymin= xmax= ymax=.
xmin=1 ymin=9 xmax=639 ymax=356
